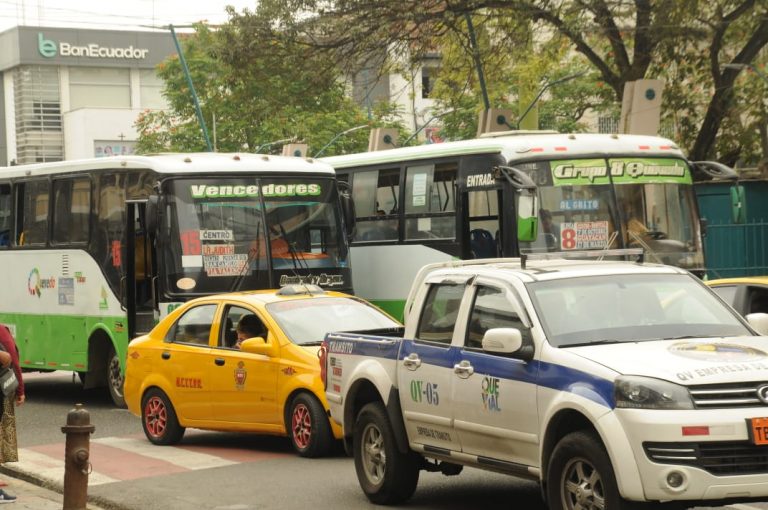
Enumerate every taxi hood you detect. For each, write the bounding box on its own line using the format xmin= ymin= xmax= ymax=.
xmin=565 ymin=336 xmax=768 ymax=385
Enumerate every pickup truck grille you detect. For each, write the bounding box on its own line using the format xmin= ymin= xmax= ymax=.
xmin=689 ymin=381 xmax=768 ymax=409
xmin=644 ymin=441 xmax=768 ymax=475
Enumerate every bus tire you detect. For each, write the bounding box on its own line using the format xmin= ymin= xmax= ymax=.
xmin=546 ymin=431 xmax=623 ymax=510
xmin=106 ymin=346 xmax=126 ymax=408
xmin=141 ymin=388 xmax=185 ymax=445
xmin=287 ymin=393 xmax=334 ymax=458
xmin=354 ymin=402 xmax=419 ymax=504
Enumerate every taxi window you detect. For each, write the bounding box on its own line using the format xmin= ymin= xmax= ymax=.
xmin=167 ymin=304 xmax=217 ymax=346
xmin=466 ymin=285 xmax=531 ymax=349
xmin=710 ymin=285 xmax=737 ymax=307
xmin=219 ymin=305 xmax=267 ymax=348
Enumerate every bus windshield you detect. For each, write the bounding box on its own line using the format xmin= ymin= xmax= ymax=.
xmin=162 ymin=177 xmax=347 ymax=295
xmin=518 ymin=157 xmax=703 ymax=271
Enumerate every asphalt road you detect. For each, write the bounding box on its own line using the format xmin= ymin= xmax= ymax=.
xmin=12 ymin=371 xmax=768 ymax=510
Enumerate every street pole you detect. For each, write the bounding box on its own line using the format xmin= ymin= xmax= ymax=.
xmin=169 ymin=24 xmax=213 ymax=152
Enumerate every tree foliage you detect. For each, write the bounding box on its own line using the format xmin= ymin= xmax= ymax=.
xmin=135 ymin=16 xmax=404 ymax=156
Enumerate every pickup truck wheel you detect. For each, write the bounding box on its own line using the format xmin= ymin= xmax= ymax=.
xmin=354 ymin=402 xmax=419 ymax=504
xmin=287 ymin=393 xmax=333 ymax=458
xmin=546 ymin=431 xmax=622 ymax=510
xmin=141 ymin=388 xmax=185 ymax=446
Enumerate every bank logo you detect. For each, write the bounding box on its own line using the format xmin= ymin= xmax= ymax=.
xmin=38 ymin=33 xmax=57 ymax=58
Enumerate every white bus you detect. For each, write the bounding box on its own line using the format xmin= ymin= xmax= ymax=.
xmin=0 ymin=153 xmax=353 ymax=405
xmin=322 ymin=131 xmax=733 ymax=319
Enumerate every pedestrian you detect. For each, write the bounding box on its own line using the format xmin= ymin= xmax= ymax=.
xmin=0 ymin=325 xmax=23 ymax=503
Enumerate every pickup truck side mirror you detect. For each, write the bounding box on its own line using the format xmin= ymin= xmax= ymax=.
xmin=746 ymin=313 xmax=768 ymax=336
xmin=240 ymin=337 xmax=277 ymax=357
xmin=482 ymin=328 xmax=534 ymax=361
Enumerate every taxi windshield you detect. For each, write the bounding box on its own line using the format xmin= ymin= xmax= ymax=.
xmin=267 ymin=297 xmax=400 ymax=345
xmin=528 ymin=273 xmax=750 ymax=347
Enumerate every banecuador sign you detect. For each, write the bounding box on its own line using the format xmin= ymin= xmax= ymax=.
xmin=38 ymin=33 xmax=149 ymax=60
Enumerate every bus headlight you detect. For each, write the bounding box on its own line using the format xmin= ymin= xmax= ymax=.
xmin=614 ymin=376 xmax=694 ymax=410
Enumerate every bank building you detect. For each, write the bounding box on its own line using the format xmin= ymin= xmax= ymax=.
xmin=0 ymin=26 xmax=177 ymax=166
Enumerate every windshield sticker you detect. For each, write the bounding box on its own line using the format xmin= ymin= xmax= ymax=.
xmin=279 ymin=274 xmax=344 ymax=287
xmin=176 ymin=277 xmax=196 ymax=290
xmin=58 ymin=277 xmax=74 ymax=306
xmin=189 ymin=183 xmax=321 ymax=199
xmin=551 ymin=158 xmax=691 ymax=186
xmin=412 ymin=173 xmax=428 ymax=206
xmin=560 ymin=199 xmax=599 ymax=211
xmin=202 ymin=244 xmax=235 ymax=256
xmin=201 ymin=230 xmax=234 ymax=241
xmin=203 ymin=253 xmax=248 ymax=277
xmin=560 ymin=221 xmax=609 ymax=250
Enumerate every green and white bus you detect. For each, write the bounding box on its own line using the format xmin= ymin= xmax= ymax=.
xmin=0 ymin=153 xmax=353 ymax=406
xmin=322 ymin=131 xmax=733 ymax=319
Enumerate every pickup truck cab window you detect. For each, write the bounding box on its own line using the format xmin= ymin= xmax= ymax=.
xmin=465 ymin=284 xmax=531 ymax=349
xmin=416 ymin=283 xmax=465 ymax=344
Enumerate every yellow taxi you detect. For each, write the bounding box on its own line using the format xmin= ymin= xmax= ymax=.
xmin=124 ymin=285 xmax=400 ymax=457
xmin=705 ymin=276 xmax=768 ymax=317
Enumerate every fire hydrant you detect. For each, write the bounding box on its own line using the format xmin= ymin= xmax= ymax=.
xmin=61 ymin=403 xmax=95 ymax=510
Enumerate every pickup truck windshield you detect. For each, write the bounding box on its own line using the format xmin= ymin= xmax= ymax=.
xmin=267 ymin=297 xmax=400 ymax=345
xmin=529 ymin=274 xmax=751 ymax=347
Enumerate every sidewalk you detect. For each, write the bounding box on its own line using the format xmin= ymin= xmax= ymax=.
xmin=0 ymin=463 xmax=110 ymax=510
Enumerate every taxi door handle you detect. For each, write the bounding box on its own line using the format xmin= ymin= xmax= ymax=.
xmin=214 ymin=358 xmax=225 ymax=366
xmin=161 ymin=352 xmax=171 ymax=360
xmin=402 ymin=353 xmax=421 ymax=370
xmin=454 ymin=360 xmax=474 ymax=378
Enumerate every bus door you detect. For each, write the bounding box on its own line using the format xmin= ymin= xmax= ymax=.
xmin=125 ymin=200 xmax=157 ymax=338
xmin=458 ymin=154 xmax=505 ymax=259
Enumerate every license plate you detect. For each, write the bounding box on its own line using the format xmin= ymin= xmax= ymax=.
xmin=749 ymin=417 xmax=768 ymax=445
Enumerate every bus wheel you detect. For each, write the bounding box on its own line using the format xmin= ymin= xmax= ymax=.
xmin=287 ymin=393 xmax=333 ymax=458
xmin=107 ymin=347 xmax=126 ymax=408
xmin=141 ymin=388 xmax=185 ymax=445
xmin=354 ymin=402 xmax=419 ymax=504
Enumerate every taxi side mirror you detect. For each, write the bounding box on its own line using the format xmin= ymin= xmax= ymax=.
xmin=240 ymin=337 xmax=277 ymax=357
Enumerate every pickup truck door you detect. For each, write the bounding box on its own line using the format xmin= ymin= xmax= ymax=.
xmin=398 ymin=280 xmax=466 ymax=454
xmin=450 ymin=279 xmax=539 ymax=470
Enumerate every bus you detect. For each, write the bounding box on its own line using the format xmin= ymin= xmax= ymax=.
xmin=0 ymin=153 xmax=353 ymax=406
xmin=321 ymin=131 xmax=734 ymax=319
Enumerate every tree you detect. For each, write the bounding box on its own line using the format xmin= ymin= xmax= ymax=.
xmin=255 ymin=0 xmax=768 ymax=162
xmin=135 ymin=15 xmax=404 ymax=156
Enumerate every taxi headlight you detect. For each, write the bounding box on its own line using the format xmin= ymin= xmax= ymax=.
xmin=614 ymin=376 xmax=694 ymax=410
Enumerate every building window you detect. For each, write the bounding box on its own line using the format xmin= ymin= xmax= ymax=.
xmin=70 ymin=67 xmax=130 ymax=109
xmin=422 ymin=67 xmax=434 ymax=99
xmin=139 ymin=69 xmax=167 ymax=109
xmin=13 ymin=66 xmax=63 ymax=164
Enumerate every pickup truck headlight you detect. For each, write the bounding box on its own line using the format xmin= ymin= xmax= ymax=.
xmin=614 ymin=376 xmax=694 ymax=410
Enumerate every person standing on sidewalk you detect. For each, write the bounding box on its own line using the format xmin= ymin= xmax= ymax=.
xmin=0 ymin=325 xmax=23 ymax=503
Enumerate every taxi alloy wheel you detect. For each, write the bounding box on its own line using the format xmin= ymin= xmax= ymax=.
xmin=287 ymin=393 xmax=332 ymax=458
xmin=141 ymin=388 xmax=185 ymax=446
xmin=353 ymin=402 xmax=419 ymax=504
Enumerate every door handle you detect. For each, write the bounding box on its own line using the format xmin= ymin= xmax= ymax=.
xmin=161 ymin=351 xmax=170 ymax=360
xmin=214 ymin=358 xmax=225 ymax=366
xmin=454 ymin=360 xmax=474 ymax=378
xmin=402 ymin=353 xmax=422 ymax=370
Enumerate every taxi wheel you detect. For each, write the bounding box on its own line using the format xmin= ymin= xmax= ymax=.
xmin=141 ymin=388 xmax=185 ymax=446
xmin=546 ymin=431 xmax=622 ymax=510
xmin=353 ymin=402 xmax=419 ymax=504
xmin=287 ymin=393 xmax=333 ymax=458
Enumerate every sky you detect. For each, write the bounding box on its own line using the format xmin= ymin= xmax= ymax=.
xmin=0 ymin=0 xmax=259 ymax=32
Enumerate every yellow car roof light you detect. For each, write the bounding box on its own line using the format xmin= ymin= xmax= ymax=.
xmin=276 ymin=284 xmax=325 ymax=296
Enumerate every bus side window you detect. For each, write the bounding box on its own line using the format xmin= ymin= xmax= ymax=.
xmin=0 ymin=184 xmax=11 ymax=247
xmin=15 ymin=179 xmax=50 ymax=246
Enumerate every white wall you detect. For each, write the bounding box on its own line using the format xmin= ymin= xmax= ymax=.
xmin=62 ymin=108 xmax=142 ymax=159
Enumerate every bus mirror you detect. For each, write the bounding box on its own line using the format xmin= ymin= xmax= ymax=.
xmin=338 ymin=182 xmax=356 ymax=238
xmin=146 ymin=195 xmax=159 ymax=234
xmin=730 ymin=185 xmax=746 ymax=224
xmin=517 ymin=190 xmax=538 ymax=243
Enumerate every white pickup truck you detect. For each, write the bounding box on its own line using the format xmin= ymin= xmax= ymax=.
xmin=321 ymin=256 xmax=768 ymax=509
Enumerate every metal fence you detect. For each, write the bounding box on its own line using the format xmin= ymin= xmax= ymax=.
xmin=705 ymin=220 xmax=768 ymax=279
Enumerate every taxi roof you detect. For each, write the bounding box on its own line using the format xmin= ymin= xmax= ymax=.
xmin=706 ymin=276 xmax=768 ymax=287
xmin=186 ymin=286 xmax=352 ymax=307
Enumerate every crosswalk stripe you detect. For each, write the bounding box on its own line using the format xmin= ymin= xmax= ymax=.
xmin=17 ymin=449 xmax=120 ymax=486
xmin=92 ymin=436 xmax=237 ymax=470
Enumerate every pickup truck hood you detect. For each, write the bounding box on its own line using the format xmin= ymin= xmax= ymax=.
xmin=565 ymin=336 xmax=768 ymax=385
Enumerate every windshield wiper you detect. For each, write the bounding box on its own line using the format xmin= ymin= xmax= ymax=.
xmin=561 ymin=339 xmax=623 ymax=348
xmin=299 ymin=341 xmax=323 ymax=347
